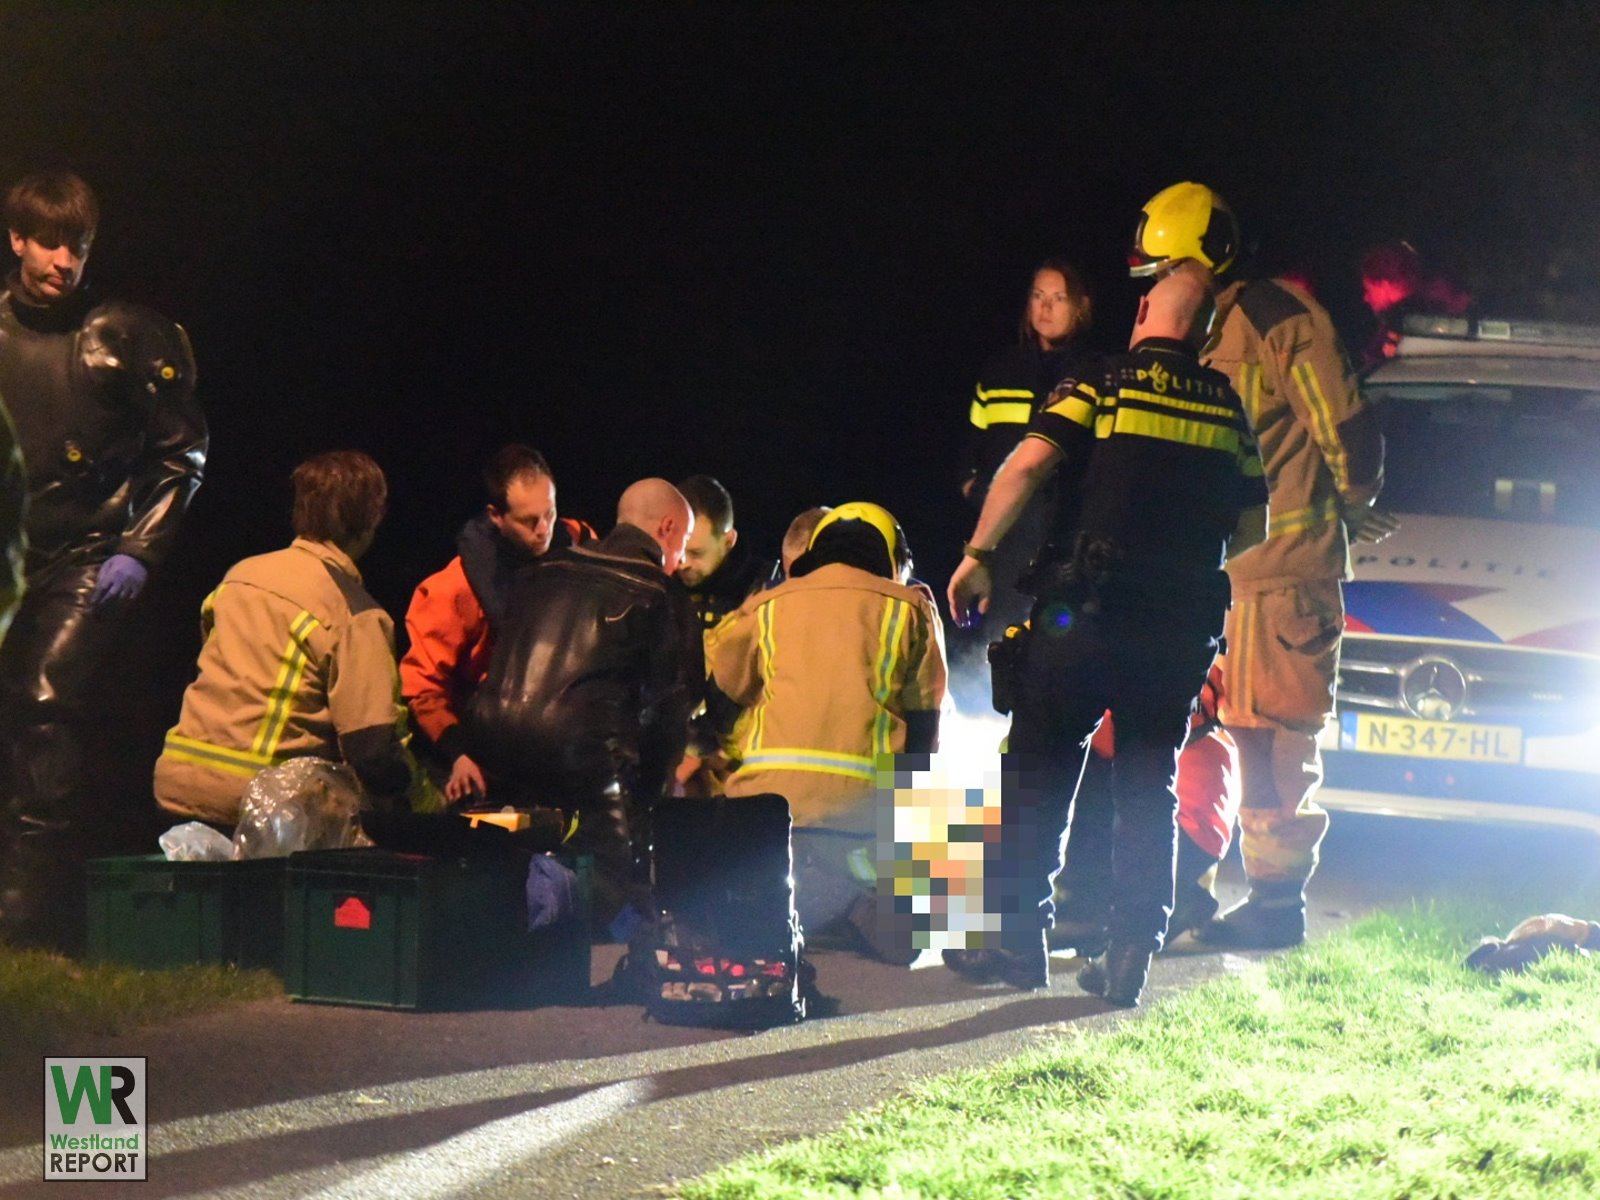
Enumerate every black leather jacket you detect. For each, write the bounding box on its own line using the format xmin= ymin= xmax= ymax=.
xmin=0 ymin=278 xmax=206 ymax=569
xmin=468 ymin=523 xmax=704 ymax=798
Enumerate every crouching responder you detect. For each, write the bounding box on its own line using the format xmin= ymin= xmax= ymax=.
xmin=154 ymin=451 xmax=430 ymax=827
xmin=712 ymin=503 xmax=946 ymax=963
xmin=467 ymin=479 xmax=702 ymax=939
xmin=673 ymin=475 xmax=773 ymax=796
xmin=401 ymin=444 xmax=594 ymax=804
xmin=949 ymin=258 xmax=1267 ymax=1005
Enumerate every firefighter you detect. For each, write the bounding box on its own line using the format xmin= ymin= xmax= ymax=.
xmin=1130 ymin=182 xmax=1397 ymax=949
xmin=154 ymin=452 xmax=427 ymax=826
xmin=400 ymin=445 xmax=594 ymax=803
xmin=713 ymin=502 xmax=946 ymax=961
xmin=0 ymin=170 xmax=206 ymax=951
xmin=948 ymin=263 xmax=1267 ymax=1004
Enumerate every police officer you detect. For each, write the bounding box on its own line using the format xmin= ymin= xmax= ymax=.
xmin=1130 ymin=183 xmax=1394 ymax=949
xmin=0 ymin=170 xmax=206 ymax=950
xmin=948 ymin=262 xmax=1267 ymax=1006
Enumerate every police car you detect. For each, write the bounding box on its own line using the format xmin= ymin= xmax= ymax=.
xmin=1319 ymin=315 xmax=1600 ymax=836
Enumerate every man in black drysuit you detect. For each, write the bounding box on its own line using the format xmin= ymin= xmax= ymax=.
xmin=0 ymin=170 xmax=206 ymax=951
xmin=468 ymin=478 xmax=702 ymax=938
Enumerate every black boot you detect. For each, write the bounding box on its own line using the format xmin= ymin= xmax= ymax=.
xmin=1076 ymin=944 xmax=1153 ymax=1007
xmin=943 ymin=927 xmax=1049 ymax=991
xmin=1167 ymin=833 xmax=1222 ymax=938
xmin=1196 ymin=880 xmax=1306 ymax=949
xmin=0 ymin=820 xmax=87 ymax=955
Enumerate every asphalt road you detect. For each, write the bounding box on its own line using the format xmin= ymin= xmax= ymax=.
xmin=1 ymin=812 xmax=1595 ymax=1199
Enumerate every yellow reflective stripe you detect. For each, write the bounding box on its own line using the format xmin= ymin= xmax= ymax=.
xmin=1118 ymin=388 xmax=1239 ymax=422
xmin=1043 ymin=392 xmax=1096 ymax=430
xmin=1266 ymin=498 xmax=1341 ymax=538
xmin=252 ymin=610 xmax=321 ymax=757
xmin=1241 ymin=598 xmax=1263 ymax=714
xmin=1293 ymin=361 xmax=1349 ymax=492
xmin=1111 ymin=407 xmax=1243 ymax=453
xmin=747 ymin=601 xmax=777 ymax=754
xmin=970 ymin=386 xmax=1035 ymax=431
xmin=1238 ymin=363 xmax=1263 ymax=424
xmin=741 ymin=748 xmax=877 ymax=781
xmin=871 ymin=598 xmax=908 ymax=757
xmin=1238 ymin=437 xmax=1265 ymax=478
xmin=970 ymin=400 xmax=1033 ymax=429
xmin=163 ymin=731 xmax=281 ymax=779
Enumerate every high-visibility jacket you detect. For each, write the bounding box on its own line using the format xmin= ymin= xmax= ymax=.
xmin=154 ymin=538 xmax=420 ymax=824
xmin=713 ymin=563 xmax=947 ymax=828
xmin=400 ymin=515 xmax=593 ymax=761
xmin=1205 ymin=278 xmax=1384 ymax=587
xmin=962 ymin=339 xmax=1090 ymax=496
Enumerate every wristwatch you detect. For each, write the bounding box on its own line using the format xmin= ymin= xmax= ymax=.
xmin=962 ymin=542 xmax=995 ymax=565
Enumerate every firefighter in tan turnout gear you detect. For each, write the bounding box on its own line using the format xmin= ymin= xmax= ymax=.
xmin=1130 ymin=182 xmax=1396 ymax=948
xmin=155 ymin=452 xmax=428 ymax=826
xmin=713 ymin=502 xmax=946 ymax=961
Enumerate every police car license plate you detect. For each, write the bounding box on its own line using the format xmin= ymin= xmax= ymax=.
xmin=1340 ymin=713 xmax=1522 ymax=764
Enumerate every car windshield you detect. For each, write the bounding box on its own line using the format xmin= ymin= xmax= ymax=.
xmin=1365 ymin=383 xmax=1600 ymax=530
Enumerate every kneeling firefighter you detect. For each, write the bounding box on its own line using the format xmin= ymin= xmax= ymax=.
xmin=949 ymin=254 xmax=1268 ymax=1006
xmin=712 ymin=502 xmax=947 ymax=961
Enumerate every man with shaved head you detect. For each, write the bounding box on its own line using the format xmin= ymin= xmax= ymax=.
xmin=947 ymin=264 xmax=1267 ymax=1004
xmin=469 ymin=478 xmax=701 ymax=936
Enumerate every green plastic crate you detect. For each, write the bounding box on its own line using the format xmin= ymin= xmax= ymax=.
xmin=283 ymin=848 xmax=591 ymax=1010
xmin=85 ymin=855 xmax=287 ymax=972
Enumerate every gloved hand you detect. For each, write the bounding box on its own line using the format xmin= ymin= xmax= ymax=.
xmin=89 ymin=554 xmax=148 ymax=608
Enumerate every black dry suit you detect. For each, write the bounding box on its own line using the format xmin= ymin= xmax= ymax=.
xmin=0 ymin=278 xmax=206 ymax=947
xmin=468 ymin=523 xmax=703 ymax=928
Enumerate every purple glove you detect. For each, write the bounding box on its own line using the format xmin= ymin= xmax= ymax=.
xmin=89 ymin=554 xmax=149 ymax=608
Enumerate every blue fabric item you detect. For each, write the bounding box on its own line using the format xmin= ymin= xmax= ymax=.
xmin=525 ymin=855 xmax=580 ymax=932
xmin=608 ymin=902 xmax=645 ymax=945
xmin=89 ymin=554 xmax=148 ymax=607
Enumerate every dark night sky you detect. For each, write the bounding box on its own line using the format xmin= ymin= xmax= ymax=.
xmin=3 ymin=1 xmax=1600 ymax=763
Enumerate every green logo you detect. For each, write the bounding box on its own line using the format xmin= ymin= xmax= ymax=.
xmin=50 ymin=1064 xmax=137 ymax=1125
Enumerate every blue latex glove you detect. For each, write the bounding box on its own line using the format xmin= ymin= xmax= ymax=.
xmin=89 ymin=554 xmax=149 ymax=608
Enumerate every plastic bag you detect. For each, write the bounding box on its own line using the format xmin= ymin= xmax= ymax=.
xmin=158 ymin=821 xmax=235 ymax=862
xmin=232 ymin=758 xmax=372 ymax=859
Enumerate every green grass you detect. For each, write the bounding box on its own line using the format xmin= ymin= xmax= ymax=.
xmin=684 ymin=900 xmax=1600 ymax=1199
xmin=0 ymin=947 xmax=281 ymax=1066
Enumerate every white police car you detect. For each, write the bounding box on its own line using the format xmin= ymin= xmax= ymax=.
xmin=1319 ymin=316 xmax=1600 ymax=836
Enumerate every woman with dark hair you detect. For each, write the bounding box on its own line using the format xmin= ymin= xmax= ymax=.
xmin=958 ymin=259 xmax=1095 ymax=641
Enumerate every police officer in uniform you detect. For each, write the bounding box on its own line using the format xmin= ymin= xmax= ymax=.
xmin=948 ymin=261 xmax=1267 ymax=1006
xmin=0 ymin=170 xmax=206 ymax=950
